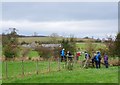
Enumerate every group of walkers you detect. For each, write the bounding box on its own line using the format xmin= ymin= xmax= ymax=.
xmin=84 ymin=51 xmax=109 ymax=69
xmin=60 ymin=48 xmax=73 ymax=62
xmin=60 ymin=48 xmax=109 ymax=69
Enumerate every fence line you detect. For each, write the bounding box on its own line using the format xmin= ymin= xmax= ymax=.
xmin=3 ymin=58 xmax=81 ymax=79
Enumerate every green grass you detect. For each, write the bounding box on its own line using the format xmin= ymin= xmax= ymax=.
xmin=0 ymin=68 xmax=1 ymax=84
xmin=2 ymin=61 xmax=63 ymax=79
xmin=0 ymin=44 xmax=2 ymax=84
xmin=1 ymin=42 xmax=119 ymax=83
xmin=2 ymin=61 xmax=119 ymax=83
xmin=76 ymin=43 xmax=106 ymax=51
xmin=27 ymin=50 xmax=39 ymax=58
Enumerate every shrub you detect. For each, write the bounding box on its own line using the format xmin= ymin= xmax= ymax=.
xmin=2 ymin=28 xmax=19 ymax=59
xmin=114 ymin=32 xmax=120 ymax=57
xmin=35 ymin=47 xmax=53 ymax=59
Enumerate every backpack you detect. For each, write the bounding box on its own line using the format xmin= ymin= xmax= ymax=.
xmin=60 ymin=50 xmax=62 ymax=55
xmin=89 ymin=54 xmax=91 ymax=58
xmin=85 ymin=53 xmax=90 ymax=59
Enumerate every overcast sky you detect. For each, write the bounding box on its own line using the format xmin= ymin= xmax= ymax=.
xmin=1 ymin=2 xmax=118 ymax=39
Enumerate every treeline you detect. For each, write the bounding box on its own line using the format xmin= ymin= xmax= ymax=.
xmin=2 ymin=28 xmax=120 ymax=59
xmin=2 ymin=34 xmax=47 ymax=37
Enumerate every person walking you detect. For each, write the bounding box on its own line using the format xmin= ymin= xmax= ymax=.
xmin=60 ymin=48 xmax=65 ymax=62
xmin=95 ymin=51 xmax=101 ymax=69
xmin=83 ymin=52 xmax=90 ymax=68
xmin=76 ymin=48 xmax=81 ymax=61
xmin=104 ymin=53 xmax=109 ymax=68
xmin=92 ymin=53 xmax=96 ymax=68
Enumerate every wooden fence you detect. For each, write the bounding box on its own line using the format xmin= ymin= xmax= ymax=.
xmin=2 ymin=58 xmax=81 ymax=79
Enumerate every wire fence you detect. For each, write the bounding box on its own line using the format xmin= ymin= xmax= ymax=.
xmin=2 ymin=58 xmax=82 ymax=79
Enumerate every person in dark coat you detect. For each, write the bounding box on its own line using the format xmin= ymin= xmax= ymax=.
xmin=66 ymin=51 xmax=72 ymax=61
xmin=92 ymin=53 xmax=96 ymax=67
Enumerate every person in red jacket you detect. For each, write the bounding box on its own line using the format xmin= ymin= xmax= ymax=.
xmin=76 ymin=48 xmax=81 ymax=61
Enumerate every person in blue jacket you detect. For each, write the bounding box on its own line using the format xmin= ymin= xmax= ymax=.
xmin=95 ymin=51 xmax=101 ymax=69
xmin=60 ymin=48 xmax=65 ymax=62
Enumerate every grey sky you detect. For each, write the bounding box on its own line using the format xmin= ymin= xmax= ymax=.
xmin=2 ymin=2 xmax=118 ymax=21
xmin=1 ymin=2 xmax=118 ymax=38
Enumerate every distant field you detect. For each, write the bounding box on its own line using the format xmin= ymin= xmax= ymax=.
xmin=76 ymin=42 xmax=106 ymax=50
xmin=19 ymin=37 xmax=50 ymax=43
xmin=18 ymin=37 xmax=96 ymax=43
xmin=18 ymin=37 xmax=63 ymax=43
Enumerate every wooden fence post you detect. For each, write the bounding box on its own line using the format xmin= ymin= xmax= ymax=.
xmin=36 ymin=59 xmax=39 ymax=75
xmin=21 ymin=60 xmax=24 ymax=76
xmin=5 ymin=61 xmax=8 ymax=79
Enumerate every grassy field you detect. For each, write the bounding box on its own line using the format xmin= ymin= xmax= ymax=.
xmin=18 ymin=37 xmax=63 ymax=43
xmin=0 ymin=63 xmax=1 ymax=84
xmin=76 ymin=43 xmax=106 ymax=51
xmin=1 ymin=38 xmax=119 ymax=83
xmin=27 ymin=50 xmax=39 ymax=58
xmin=2 ymin=61 xmax=59 ymax=78
xmin=2 ymin=60 xmax=119 ymax=83
xmin=0 ymin=44 xmax=2 ymax=84
xmin=18 ymin=37 xmax=96 ymax=43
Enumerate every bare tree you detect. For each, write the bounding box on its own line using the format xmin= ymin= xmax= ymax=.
xmin=85 ymin=40 xmax=97 ymax=56
xmin=105 ymin=35 xmax=116 ymax=57
xmin=50 ymin=33 xmax=59 ymax=43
